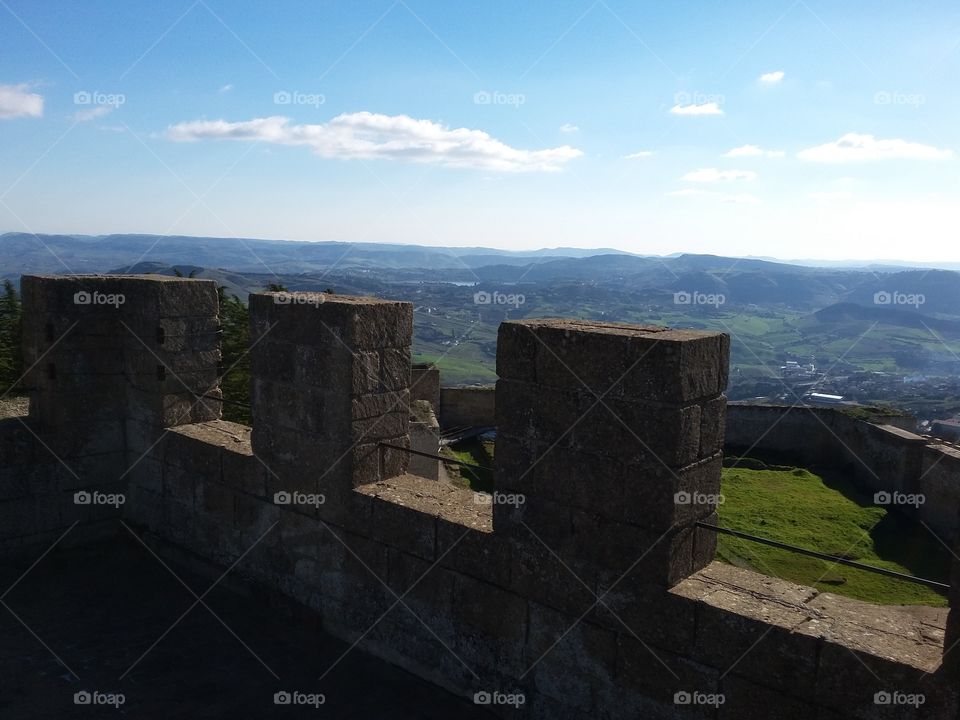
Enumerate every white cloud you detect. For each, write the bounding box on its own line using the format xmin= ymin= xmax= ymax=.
xmin=667 ymin=188 xmax=760 ymax=204
xmin=682 ymin=168 xmax=757 ymax=183
xmin=798 ymin=133 xmax=952 ymax=162
xmin=166 ymin=112 xmax=583 ymax=172
xmin=724 ymin=144 xmax=785 ymax=158
xmin=559 ymin=123 xmax=579 ymax=133
xmin=219 ymin=84 xmax=234 ymax=94
xmin=72 ymin=106 xmax=113 ymax=123
xmin=669 ymin=102 xmax=724 ymax=116
xmin=623 ymin=150 xmax=652 ymax=159
xmin=759 ymin=71 xmax=785 ymax=84
xmin=0 ymin=83 xmax=43 ymax=119
xmin=810 ymin=191 xmax=853 ymax=201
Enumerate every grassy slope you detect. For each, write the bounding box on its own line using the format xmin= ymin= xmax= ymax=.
xmin=718 ymin=465 xmax=950 ymax=606
xmin=444 ymin=438 xmax=495 ymax=492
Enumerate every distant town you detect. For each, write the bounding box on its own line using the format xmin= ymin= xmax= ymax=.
xmin=729 ymin=357 xmax=960 ymax=444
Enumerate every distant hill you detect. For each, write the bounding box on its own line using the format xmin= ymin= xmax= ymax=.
xmin=3 ymin=232 xmax=960 ymax=314
xmin=0 ymin=232 xmax=633 ymax=278
xmin=813 ymin=302 xmax=960 ymax=333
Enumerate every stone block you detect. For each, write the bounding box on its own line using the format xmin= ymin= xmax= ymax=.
xmin=380 ymin=347 xmax=411 ymax=392
xmin=494 ymin=433 xmax=548 ymax=497
xmin=495 ymin=379 xmax=584 ymax=448
xmin=498 ymin=319 xmax=728 ymax=403
xmin=699 ymin=395 xmax=727 ymax=458
xmin=352 ymin=350 xmax=380 ymax=394
xmin=436 ymin=520 xmax=511 ymax=588
xmin=386 ymin=548 xmax=456 ymax=630
xmin=221 ymin=445 xmax=267 ymax=498
xmin=614 ymin=638 xmax=720 ymax=716
xmin=675 ymin=564 xmax=820 ymax=697
xmin=718 ymin=675 xmax=819 ymax=720
xmin=156 ymin=316 xmax=220 ymax=352
xmin=814 ymin=641 xmax=956 ymax=719
xmin=497 ymin=378 xmax=704 ymax=466
xmin=248 ymin=292 xmax=411 ymax=350
xmin=197 ymin=479 xmax=235 ymax=523
xmin=250 ymin=340 xmax=298 ymax=385
xmin=530 ymin=446 xmax=625 ymax=518
xmin=496 ymin=321 xmax=540 ymax=383
xmin=621 ymin=453 xmax=724 ymax=531
xmin=525 ymin=603 xmax=617 ymax=710
xmin=509 ymin=537 xmax=597 ymax=618
xmin=592 ymin=574 xmax=698 ymax=654
xmin=493 ymin=493 xmax=571 ymax=547
xmin=352 ymin=390 xmax=411 ymax=420
xmin=154 ymin=277 xmax=219 ymax=317
xmin=452 ymin=573 xmax=528 ymax=677
xmin=352 ymin=411 xmax=408 ymax=444
xmin=250 ymin=423 xmax=345 ymax=478
xmin=567 ymin=513 xmax=699 ymax=587
xmin=163 ymin=462 xmax=196 ymax=507
xmin=365 ymin=494 xmax=437 ymax=560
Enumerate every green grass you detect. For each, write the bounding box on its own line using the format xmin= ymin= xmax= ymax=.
xmin=718 ymin=463 xmax=950 ymax=606
xmin=444 ymin=437 xmax=495 ymax=492
xmin=411 ymin=351 xmax=497 ymax=386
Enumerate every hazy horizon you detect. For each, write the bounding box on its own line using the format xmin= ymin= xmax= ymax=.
xmin=4 ymin=229 xmax=960 ymax=270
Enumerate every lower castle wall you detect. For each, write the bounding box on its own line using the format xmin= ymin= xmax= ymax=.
xmin=439 ymin=386 xmax=495 ymax=429
xmin=725 ymin=405 xmax=958 ymax=540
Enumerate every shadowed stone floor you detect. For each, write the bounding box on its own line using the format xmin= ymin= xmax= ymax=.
xmin=0 ymin=538 xmax=492 ymax=719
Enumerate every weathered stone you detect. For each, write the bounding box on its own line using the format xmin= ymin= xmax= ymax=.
xmin=719 ymin=675 xmax=819 ymax=720
xmin=452 ymin=573 xmax=528 ymax=677
xmin=365 ymin=493 xmax=437 ymax=560
xmin=351 ymin=351 xmax=380 ymax=394
xmin=614 ymin=638 xmax=720 ymax=717
xmin=674 ymin=563 xmax=821 ymax=697
xmin=436 ymin=520 xmax=509 ymax=588
xmin=525 ymin=603 xmax=617 ymax=710
xmin=498 ymin=319 xmax=728 ymax=403
xmin=699 ymin=394 xmax=727 ymax=458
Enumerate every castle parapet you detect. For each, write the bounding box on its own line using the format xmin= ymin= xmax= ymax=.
xmin=248 ymin=292 xmax=413 ymax=506
xmin=494 ymin=319 xmax=729 ymax=588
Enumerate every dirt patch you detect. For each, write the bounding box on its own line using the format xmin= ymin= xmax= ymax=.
xmin=0 ymin=396 xmax=28 ymax=419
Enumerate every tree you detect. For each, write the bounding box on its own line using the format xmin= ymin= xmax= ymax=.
xmin=0 ymin=280 xmax=23 ymax=394
xmin=217 ymin=288 xmax=251 ymax=424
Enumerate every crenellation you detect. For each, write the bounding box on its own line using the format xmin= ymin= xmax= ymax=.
xmin=1 ymin=276 xmax=957 ymax=718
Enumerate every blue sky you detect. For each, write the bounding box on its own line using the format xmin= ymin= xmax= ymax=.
xmin=1 ymin=0 xmax=958 ymax=261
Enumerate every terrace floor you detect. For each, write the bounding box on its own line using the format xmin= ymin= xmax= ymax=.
xmin=0 ymin=536 xmax=491 ymax=719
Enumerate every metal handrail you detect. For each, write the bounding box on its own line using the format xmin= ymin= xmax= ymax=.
xmin=696 ymin=521 xmax=949 ymax=591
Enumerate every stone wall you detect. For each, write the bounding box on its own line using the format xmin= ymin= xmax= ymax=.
xmin=438 ymin=385 xmax=495 ymax=428
xmin=411 ymin=362 xmax=440 ymax=411
xmin=725 ymin=403 xmax=960 ymax=539
xmin=3 ymin=276 xmax=959 ymax=719
xmin=409 ymin=400 xmax=440 ymax=481
xmin=918 ymin=445 xmax=960 ymax=541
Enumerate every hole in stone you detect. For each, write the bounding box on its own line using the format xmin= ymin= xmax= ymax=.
xmin=157 ymin=365 xmax=166 ymax=381
xmin=156 ymin=326 xmax=166 ymax=345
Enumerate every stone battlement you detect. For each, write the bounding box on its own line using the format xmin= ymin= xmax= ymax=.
xmin=1 ymin=274 xmax=958 ymax=719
